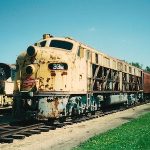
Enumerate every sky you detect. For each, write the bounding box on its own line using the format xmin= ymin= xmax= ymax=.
xmin=0 ymin=0 xmax=150 ymax=68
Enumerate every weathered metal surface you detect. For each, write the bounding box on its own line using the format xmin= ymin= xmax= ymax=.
xmin=107 ymin=94 xmax=128 ymax=105
xmin=38 ymin=96 xmax=68 ymax=118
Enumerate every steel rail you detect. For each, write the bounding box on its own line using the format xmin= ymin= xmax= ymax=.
xmin=0 ymin=123 xmax=44 ymax=138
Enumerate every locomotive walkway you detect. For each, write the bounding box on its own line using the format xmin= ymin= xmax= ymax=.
xmin=0 ymin=103 xmax=150 ymax=150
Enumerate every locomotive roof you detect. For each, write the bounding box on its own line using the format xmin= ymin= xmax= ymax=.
xmin=35 ymin=34 xmax=143 ymax=72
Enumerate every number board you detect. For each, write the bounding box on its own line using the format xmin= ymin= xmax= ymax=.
xmin=48 ymin=63 xmax=68 ymax=70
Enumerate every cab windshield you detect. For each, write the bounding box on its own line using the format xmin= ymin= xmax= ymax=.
xmin=50 ymin=40 xmax=73 ymax=50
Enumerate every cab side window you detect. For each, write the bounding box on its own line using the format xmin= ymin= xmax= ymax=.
xmin=86 ymin=50 xmax=90 ymax=60
xmin=95 ymin=53 xmax=98 ymax=64
xmin=77 ymin=46 xmax=84 ymax=58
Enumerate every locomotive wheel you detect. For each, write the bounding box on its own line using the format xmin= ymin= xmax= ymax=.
xmin=48 ymin=118 xmax=55 ymax=125
xmin=91 ymin=111 xmax=95 ymax=115
xmin=59 ymin=116 xmax=66 ymax=123
xmin=71 ymin=107 xmax=78 ymax=119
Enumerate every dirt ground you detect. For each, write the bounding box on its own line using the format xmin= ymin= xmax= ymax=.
xmin=1 ymin=103 xmax=150 ymax=150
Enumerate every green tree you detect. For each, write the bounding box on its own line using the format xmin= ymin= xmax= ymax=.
xmin=145 ymin=66 xmax=150 ymax=72
xmin=130 ymin=62 xmax=143 ymax=69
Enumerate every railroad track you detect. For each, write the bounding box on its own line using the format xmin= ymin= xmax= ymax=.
xmin=0 ymin=101 xmax=149 ymax=144
xmin=0 ymin=106 xmax=12 ymax=115
xmin=0 ymin=123 xmax=56 ymax=143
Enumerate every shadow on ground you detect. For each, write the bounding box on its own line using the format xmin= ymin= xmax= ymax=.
xmin=0 ymin=110 xmax=14 ymax=123
xmin=120 ymin=117 xmax=135 ymax=121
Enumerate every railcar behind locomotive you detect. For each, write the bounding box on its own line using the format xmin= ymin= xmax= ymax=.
xmin=13 ymin=34 xmax=145 ymax=121
xmin=0 ymin=63 xmax=16 ymax=107
xmin=143 ymin=71 xmax=150 ymax=100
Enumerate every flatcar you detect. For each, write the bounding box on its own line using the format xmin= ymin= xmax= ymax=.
xmin=0 ymin=63 xmax=16 ymax=107
xmin=13 ymin=34 xmax=147 ymax=121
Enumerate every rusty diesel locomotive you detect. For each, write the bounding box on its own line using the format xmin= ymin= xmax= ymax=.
xmin=13 ymin=34 xmax=147 ymax=121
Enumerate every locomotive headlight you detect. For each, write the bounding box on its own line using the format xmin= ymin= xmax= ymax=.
xmin=26 ymin=65 xmax=35 ymax=75
xmin=27 ymin=46 xmax=37 ymax=57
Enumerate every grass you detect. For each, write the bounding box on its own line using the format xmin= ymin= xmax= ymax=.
xmin=74 ymin=112 xmax=150 ymax=150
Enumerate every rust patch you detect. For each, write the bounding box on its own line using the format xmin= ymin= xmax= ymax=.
xmin=49 ymin=87 xmax=53 ymax=90
xmin=39 ymin=58 xmax=45 ymax=64
xmin=50 ymin=97 xmax=60 ymax=118
xmin=54 ymin=97 xmax=59 ymax=109
xmin=61 ymin=72 xmax=67 ymax=76
xmin=46 ymin=78 xmax=50 ymax=82
xmin=39 ymin=84 xmax=45 ymax=90
xmin=51 ymin=72 xmax=56 ymax=76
